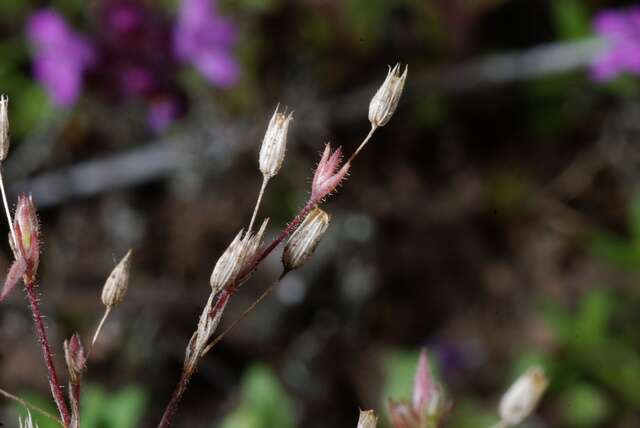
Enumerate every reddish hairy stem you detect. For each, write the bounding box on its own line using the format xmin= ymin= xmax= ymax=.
xmin=24 ymin=281 xmax=71 ymax=427
xmin=158 ymin=291 xmax=231 ymax=428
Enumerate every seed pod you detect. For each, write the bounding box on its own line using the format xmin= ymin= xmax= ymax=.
xmin=357 ymin=410 xmax=378 ymax=428
xmin=0 ymin=94 xmax=9 ymax=162
xmin=210 ymin=219 xmax=268 ymax=294
xmin=259 ymin=105 xmax=293 ymax=179
xmin=13 ymin=194 xmax=40 ymax=272
xmin=101 ymin=250 xmax=133 ymax=307
xmin=499 ymin=366 xmax=548 ymax=426
xmin=368 ymin=63 xmax=407 ymax=128
xmin=63 ymin=333 xmax=86 ymax=385
xmin=282 ymin=207 xmax=330 ymax=272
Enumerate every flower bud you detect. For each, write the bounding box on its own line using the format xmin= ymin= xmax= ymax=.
xmin=210 ymin=219 xmax=268 ymax=295
xmin=0 ymin=94 xmax=9 ymax=161
xmin=357 ymin=409 xmax=378 ymax=428
xmin=63 ymin=333 xmax=86 ymax=385
xmin=368 ymin=63 xmax=407 ymax=128
xmin=13 ymin=194 xmax=40 ymax=272
xmin=311 ymin=144 xmax=350 ymax=201
xmin=101 ymin=250 xmax=133 ymax=307
xmin=259 ymin=105 xmax=293 ymax=179
xmin=283 ymin=207 xmax=330 ymax=271
xmin=499 ymin=366 xmax=549 ymax=426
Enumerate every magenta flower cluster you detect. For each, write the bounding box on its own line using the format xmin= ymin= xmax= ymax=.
xmin=591 ymin=6 xmax=640 ymax=81
xmin=26 ymin=0 xmax=240 ymax=132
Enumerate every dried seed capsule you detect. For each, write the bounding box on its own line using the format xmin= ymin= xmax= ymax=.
xmin=63 ymin=333 xmax=86 ymax=385
xmin=368 ymin=63 xmax=407 ymax=128
xmin=210 ymin=219 xmax=268 ymax=294
xmin=259 ymin=105 xmax=293 ymax=179
xmin=0 ymin=94 xmax=9 ymax=161
xmin=101 ymin=250 xmax=133 ymax=307
xmin=13 ymin=194 xmax=40 ymax=270
xmin=282 ymin=207 xmax=330 ymax=272
xmin=499 ymin=366 xmax=549 ymax=426
xmin=357 ymin=410 xmax=378 ymax=428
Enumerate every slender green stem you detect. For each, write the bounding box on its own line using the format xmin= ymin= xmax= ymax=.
xmin=248 ymin=176 xmax=269 ymax=232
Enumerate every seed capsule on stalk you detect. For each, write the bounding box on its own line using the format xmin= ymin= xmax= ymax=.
xmin=101 ymin=250 xmax=133 ymax=307
xmin=259 ymin=105 xmax=293 ymax=179
xmin=368 ymin=63 xmax=407 ymax=128
xmin=282 ymin=207 xmax=330 ymax=272
xmin=0 ymin=94 xmax=9 ymax=161
xmin=499 ymin=366 xmax=548 ymax=426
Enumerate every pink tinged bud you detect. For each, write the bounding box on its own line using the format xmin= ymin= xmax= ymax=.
xmin=412 ymin=349 xmax=435 ymax=413
xmin=368 ymin=63 xmax=407 ymax=128
xmin=13 ymin=194 xmax=40 ymax=272
xmin=357 ymin=409 xmax=378 ymax=428
xmin=311 ymin=144 xmax=350 ymax=201
xmin=63 ymin=333 xmax=86 ymax=385
xmin=388 ymin=401 xmax=419 ymax=428
xmin=0 ymin=94 xmax=9 ymax=161
xmin=0 ymin=257 xmax=26 ymax=302
xmin=259 ymin=105 xmax=293 ymax=178
xmin=499 ymin=366 xmax=549 ymax=426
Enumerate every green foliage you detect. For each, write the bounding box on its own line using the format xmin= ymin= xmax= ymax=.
xmin=558 ymin=383 xmax=610 ymax=427
xmin=381 ymin=349 xmax=421 ymax=405
xmin=589 ymin=193 xmax=640 ymax=269
xmin=550 ymin=0 xmax=590 ymax=40
xmin=14 ymin=385 xmax=147 ymax=428
xmin=219 ymin=365 xmax=294 ymax=428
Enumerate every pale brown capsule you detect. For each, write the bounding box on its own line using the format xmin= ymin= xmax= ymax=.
xmin=209 ymin=219 xmax=268 ymax=294
xmin=499 ymin=366 xmax=548 ymax=426
xmin=282 ymin=207 xmax=330 ymax=271
xmin=101 ymin=250 xmax=133 ymax=307
xmin=259 ymin=105 xmax=293 ymax=178
xmin=357 ymin=410 xmax=378 ymax=428
xmin=368 ymin=64 xmax=407 ymax=128
xmin=0 ymin=94 xmax=9 ymax=162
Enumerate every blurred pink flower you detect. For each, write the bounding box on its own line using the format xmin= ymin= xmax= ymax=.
xmin=27 ymin=10 xmax=96 ymax=106
xmin=591 ymin=6 xmax=640 ymax=81
xmin=173 ymin=0 xmax=239 ymax=87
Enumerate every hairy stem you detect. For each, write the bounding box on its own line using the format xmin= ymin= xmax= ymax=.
xmin=201 ymin=272 xmax=287 ymax=358
xmin=0 ymin=386 xmax=63 ymax=426
xmin=24 ymin=281 xmax=70 ymax=427
xmin=158 ymin=369 xmax=192 ymax=428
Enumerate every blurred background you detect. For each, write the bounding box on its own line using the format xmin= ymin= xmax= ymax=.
xmin=2 ymin=0 xmax=640 ymax=426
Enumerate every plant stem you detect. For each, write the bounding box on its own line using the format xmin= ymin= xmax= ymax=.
xmin=346 ymin=124 xmax=376 ymax=165
xmin=248 ymin=176 xmax=269 ymax=232
xmin=24 ymin=281 xmax=70 ymax=427
xmin=0 ymin=168 xmax=16 ymax=247
xmin=158 ymin=369 xmax=192 ymax=428
xmin=91 ymin=306 xmax=111 ymax=348
xmin=201 ymin=272 xmax=287 ymax=358
xmin=0 ymin=386 xmax=63 ymax=426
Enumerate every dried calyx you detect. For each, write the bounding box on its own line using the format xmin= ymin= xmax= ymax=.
xmin=368 ymin=63 xmax=408 ymax=128
xmin=282 ymin=207 xmax=330 ymax=272
xmin=260 ymin=105 xmax=293 ymax=179
xmin=357 ymin=410 xmax=378 ymax=428
xmin=63 ymin=333 xmax=86 ymax=385
xmin=101 ymin=250 xmax=133 ymax=308
xmin=0 ymin=94 xmax=9 ymax=162
xmin=210 ymin=219 xmax=269 ymax=295
xmin=499 ymin=366 xmax=549 ymax=426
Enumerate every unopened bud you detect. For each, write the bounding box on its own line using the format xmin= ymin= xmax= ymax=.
xmin=13 ymin=195 xmax=40 ymax=271
xmin=357 ymin=409 xmax=378 ymax=428
xmin=210 ymin=219 xmax=268 ymax=294
xmin=499 ymin=366 xmax=549 ymax=426
xmin=259 ymin=105 xmax=293 ymax=179
xmin=101 ymin=250 xmax=132 ymax=307
xmin=0 ymin=95 xmax=9 ymax=161
xmin=368 ymin=63 xmax=407 ymax=128
xmin=283 ymin=207 xmax=330 ymax=271
xmin=63 ymin=333 xmax=86 ymax=384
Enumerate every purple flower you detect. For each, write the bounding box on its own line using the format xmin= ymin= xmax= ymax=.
xmin=173 ymin=0 xmax=239 ymax=87
xmin=590 ymin=6 xmax=640 ymax=81
xmin=27 ymin=10 xmax=96 ymax=106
